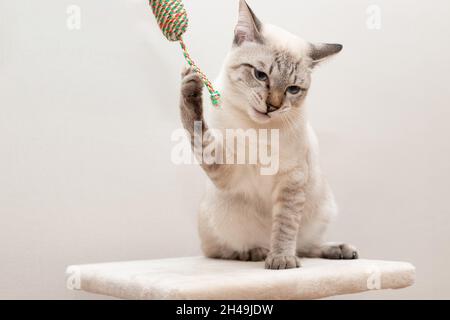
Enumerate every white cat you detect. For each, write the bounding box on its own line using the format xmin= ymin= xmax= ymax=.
xmin=179 ymin=0 xmax=358 ymax=269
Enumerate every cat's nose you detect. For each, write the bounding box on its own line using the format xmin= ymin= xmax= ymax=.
xmin=266 ymin=92 xmax=283 ymax=112
xmin=266 ymin=102 xmax=280 ymax=113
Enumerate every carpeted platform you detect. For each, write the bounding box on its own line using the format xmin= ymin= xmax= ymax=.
xmin=66 ymin=257 xmax=415 ymax=300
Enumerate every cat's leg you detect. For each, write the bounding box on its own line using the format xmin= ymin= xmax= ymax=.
xmin=199 ymin=226 xmax=269 ymax=262
xmin=198 ymin=193 xmax=271 ymax=262
xmin=298 ymin=242 xmax=359 ymax=260
xmin=223 ymin=248 xmax=269 ymax=262
xmin=265 ymin=169 xmax=305 ymax=270
xmin=180 ymin=67 xmax=235 ymax=190
xmin=205 ymin=246 xmax=269 ymax=262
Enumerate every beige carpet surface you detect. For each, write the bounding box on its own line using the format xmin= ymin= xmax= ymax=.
xmin=66 ymin=257 xmax=415 ymax=300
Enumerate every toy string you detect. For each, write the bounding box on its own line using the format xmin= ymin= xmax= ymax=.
xmin=149 ymin=0 xmax=220 ymax=106
xmin=179 ymin=38 xmax=221 ymax=106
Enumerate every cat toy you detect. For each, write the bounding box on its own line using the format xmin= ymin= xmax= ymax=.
xmin=149 ymin=0 xmax=221 ymax=106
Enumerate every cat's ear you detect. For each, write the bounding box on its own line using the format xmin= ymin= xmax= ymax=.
xmin=310 ymin=43 xmax=343 ymax=67
xmin=234 ymin=0 xmax=263 ymax=46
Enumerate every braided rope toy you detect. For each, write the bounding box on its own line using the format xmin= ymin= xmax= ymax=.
xmin=149 ymin=0 xmax=221 ymax=106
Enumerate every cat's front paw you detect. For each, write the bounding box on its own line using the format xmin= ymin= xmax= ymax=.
xmin=181 ymin=67 xmax=203 ymax=101
xmin=265 ymin=254 xmax=301 ymax=270
xmin=321 ymin=243 xmax=359 ymax=260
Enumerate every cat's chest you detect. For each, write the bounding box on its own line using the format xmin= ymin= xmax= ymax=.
xmin=233 ymin=166 xmax=276 ymax=200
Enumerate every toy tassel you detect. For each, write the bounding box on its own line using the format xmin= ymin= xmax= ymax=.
xmin=149 ymin=0 xmax=221 ymax=106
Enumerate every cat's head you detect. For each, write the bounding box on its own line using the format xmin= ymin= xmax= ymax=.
xmin=223 ymin=0 xmax=342 ymax=124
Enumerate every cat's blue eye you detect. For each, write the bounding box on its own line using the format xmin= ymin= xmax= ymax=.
xmin=286 ymin=86 xmax=302 ymax=95
xmin=254 ymin=68 xmax=268 ymax=81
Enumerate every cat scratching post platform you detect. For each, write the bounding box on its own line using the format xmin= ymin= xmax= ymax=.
xmin=66 ymin=257 xmax=415 ymax=300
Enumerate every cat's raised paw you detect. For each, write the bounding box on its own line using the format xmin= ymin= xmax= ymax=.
xmin=265 ymin=254 xmax=301 ymax=270
xmin=321 ymin=243 xmax=359 ymax=260
xmin=181 ymin=67 xmax=203 ymax=100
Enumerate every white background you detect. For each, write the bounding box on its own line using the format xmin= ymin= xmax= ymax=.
xmin=1 ymin=0 xmax=449 ymax=299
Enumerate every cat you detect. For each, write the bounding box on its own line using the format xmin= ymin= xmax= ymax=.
xmin=179 ymin=0 xmax=358 ymax=269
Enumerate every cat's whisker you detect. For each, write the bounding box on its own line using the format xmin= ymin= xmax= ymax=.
xmin=249 ymin=91 xmax=264 ymax=111
xmin=280 ymin=107 xmax=291 ymax=114
xmin=282 ymin=113 xmax=302 ymax=141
